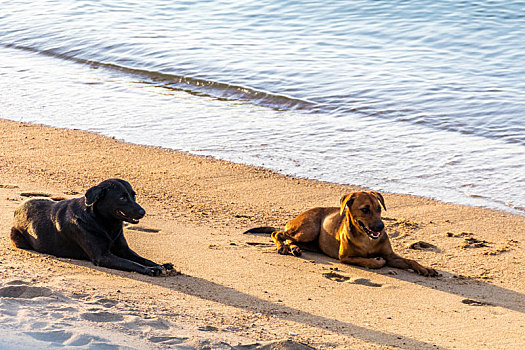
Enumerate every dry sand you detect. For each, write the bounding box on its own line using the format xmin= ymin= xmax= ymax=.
xmin=0 ymin=119 xmax=524 ymax=349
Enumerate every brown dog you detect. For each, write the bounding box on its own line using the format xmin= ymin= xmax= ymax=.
xmin=244 ymin=191 xmax=437 ymax=276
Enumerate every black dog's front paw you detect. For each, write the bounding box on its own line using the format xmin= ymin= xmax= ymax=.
xmin=143 ymin=263 xmax=179 ymax=276
xmin=162 ymin=263 xmax=174 ymax=270
xmin=144 ymin=266 xmax=164 ymax=276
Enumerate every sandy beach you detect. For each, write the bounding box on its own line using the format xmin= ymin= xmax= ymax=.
xmin=0 ymin=118 xmax=524 ymax=349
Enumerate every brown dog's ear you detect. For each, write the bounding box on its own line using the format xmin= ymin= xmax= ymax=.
xmin=85 ymin=185 xmax=105 ymax=207
xmin=340 ymin=193 xmax=356 ymax=216
xmin=368 ymin=191 xmax=386 ymax=211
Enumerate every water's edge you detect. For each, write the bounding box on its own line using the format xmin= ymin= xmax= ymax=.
xmin=1 ymin=43 xmax=523 ymax=217
xmin=2 ymin=117 xmax=521 ymax=218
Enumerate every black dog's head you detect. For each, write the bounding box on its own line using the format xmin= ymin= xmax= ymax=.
xmin=85 ymin=179 xmax=145 ymax=224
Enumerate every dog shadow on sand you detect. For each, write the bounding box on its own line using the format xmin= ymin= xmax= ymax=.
xmin=58 ymin=237 xmax=523 ymax=350
xmin=4 ymin=240 xmax=525 ymax=350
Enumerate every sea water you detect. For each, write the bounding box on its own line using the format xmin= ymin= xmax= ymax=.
xmin=0 ymin=0 xmax=524 ymax=214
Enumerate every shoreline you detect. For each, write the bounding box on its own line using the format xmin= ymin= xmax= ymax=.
xmin=1 ymin=118 xmax=524 ymax=349
xmin=2 ymin=41 xmax=523 ymax=216
xmin=3 ymin=116 xmax=522 ymax=218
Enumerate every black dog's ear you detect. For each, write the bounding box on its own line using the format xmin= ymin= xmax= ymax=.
xmin=85 ymin=185 xmax=105 ymax=206
xmin=340 ymin=193 xmax=356 ymax=216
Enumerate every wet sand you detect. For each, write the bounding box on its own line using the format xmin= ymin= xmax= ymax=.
xmin=0 ymin=119 xmax=524 ymax=349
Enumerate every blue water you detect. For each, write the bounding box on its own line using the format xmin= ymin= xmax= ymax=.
xmin=0 ymin=0 xmax=524 ymax=214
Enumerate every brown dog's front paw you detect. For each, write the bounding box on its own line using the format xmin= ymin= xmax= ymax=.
xmin=368 ymin=257 xmax=386 ymax=269
xmin=419 ymin=266 xmax=439 ymax=277
xmin=278 ymin=245 xmax=290 ymax=255
xmin=291 ymin=246 xmax=302 ymax=257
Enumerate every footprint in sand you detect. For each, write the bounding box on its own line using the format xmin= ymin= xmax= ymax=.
xmin=322 ymin=272 xmax=350 ymax=282
xmin=322 ymin=273 xmax=383 ymax=287
xmin=148 ymin=335 xmax=188 ymax=345
xmin=446 ymin=232 xmax=492 ymax=249
xmin=349 ymin=278 xmax=383 ymax=288
xmin=24 ymin=330 xmax=73 ymax=343
xmin=66 ymin=334 xmax=109 ymax=347
xmin=461 ymin=237 xmax=490 ymax=249
xmin=257 ymin=339 xmax=316 ymax=350
xmin=383 ymin=217 xmax=420 ymax=238
xmin=0 ymin=282 xmax=140 ymax=349
xmin=143 ymin=318 xmax=171 ymax=331
xmin=121 ymin=315 xmax=172 ymax=332
xmin=80 ymin=311 xmax=124 ymax=322
xmin=86 ymin=297 xmax=119 ymax=308
xmin=25 ymin=330 xmax=112 ymax=347
xmin=408 ymin=241 xmax=440 ymax=252
xmin=0 ymin=285 xmax=54 ymax=298
xmin=483 ymin=239 xmax=519 ymax=256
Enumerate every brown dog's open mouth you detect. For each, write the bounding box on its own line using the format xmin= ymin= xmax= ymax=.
xmin=358 ymin=221 xmax=382 ymax=239
xmin=117 ymin=210 xmax=140 ymax=224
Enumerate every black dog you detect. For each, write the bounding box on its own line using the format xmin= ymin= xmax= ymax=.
xmin=10 ymin=179 xmax=174 ymax=276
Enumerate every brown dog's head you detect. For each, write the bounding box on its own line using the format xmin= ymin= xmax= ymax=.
xmin=340 ymin=191 xmax=386 ymax=239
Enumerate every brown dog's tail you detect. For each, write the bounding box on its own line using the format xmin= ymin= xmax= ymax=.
xmin=243 ymin=226 xmax=278 ymax=234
